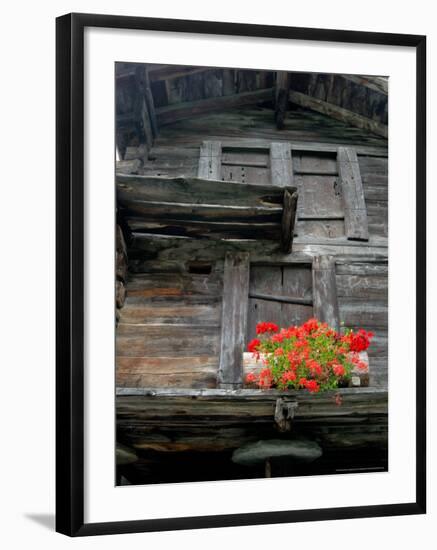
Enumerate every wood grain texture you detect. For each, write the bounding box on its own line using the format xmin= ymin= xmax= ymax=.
xmin=338 ymin=147 xmax=369 ymax=241
xmin=198 ymin=140 xmax=221 ymax=179
xmin=281 ymin=189 xmax=298 ymax=253
xmin=312 ymin=255 xmax=340 ymax=331
xmin=218 ymin=252 xmax=250 ymax=388
xmin=270 ymin=142 xmax=293 ymax=187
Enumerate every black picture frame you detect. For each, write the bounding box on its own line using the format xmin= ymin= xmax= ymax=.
xmin=56 ymin=12 xmax=426 ymax=537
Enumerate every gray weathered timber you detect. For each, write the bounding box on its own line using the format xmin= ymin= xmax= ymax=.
xmin=338 ymin=147 xmax=369 ymax=241
xmin=117 ymin=174 xmax=285 ymax=207
xmin=281 ymin=190 xmax=298 ymax=253
xmin=288 ymin=90 xmax=388 ymax=138
xmin=156 ymin=88 xmax=274 ymax=125
xmin=218 ymin=252 xmax=250 ymax=388
xmin=312 ymin=255 xmax=340 ymax=331
xmin=270 ymin=142 xmax=293 ymax=187
xmin=118 ymin=174 xmax=297 ymax=245
xmin=198 ymin=140 xmax=221 ymax=179
xmin=295 ymin=174 xmax=344 ymax=220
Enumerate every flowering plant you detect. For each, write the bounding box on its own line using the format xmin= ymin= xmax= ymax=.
xmin=246 ymin=319 xmax=373 ymax=393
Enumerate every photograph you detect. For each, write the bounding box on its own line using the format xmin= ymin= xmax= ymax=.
xmin=114 ymin=63 xmax=389 ymax=486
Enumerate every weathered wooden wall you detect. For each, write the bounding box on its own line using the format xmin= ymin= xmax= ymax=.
xmin=116 ymin=104 xmax=388 ymax=391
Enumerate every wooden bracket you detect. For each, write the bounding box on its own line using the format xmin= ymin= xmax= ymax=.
xmin=274 ymin=398 xmax=298 ymax=432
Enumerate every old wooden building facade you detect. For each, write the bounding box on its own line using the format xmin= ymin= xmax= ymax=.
xmin=115 ymin=64 xmax=388 ymax=484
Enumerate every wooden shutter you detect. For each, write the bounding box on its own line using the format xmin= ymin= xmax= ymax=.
xmin=312 ymin=255 xmax=340 ymax=331
xmin=247 ymin=264 xmax=313 ymax=342
xmin=337 ymin=147 xmax=369 ymax=241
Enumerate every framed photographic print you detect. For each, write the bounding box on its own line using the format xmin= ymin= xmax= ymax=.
xmin=56 ymin=13 xmax=426 ymax=536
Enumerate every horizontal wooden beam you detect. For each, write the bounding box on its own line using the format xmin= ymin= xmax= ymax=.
xmin=288 ymin=90 xmax=388 ymax=139
xmin=156 ymin=87 xmax=274 ymax=125
xmin=116 ymin=386 xmax=386 ymax=399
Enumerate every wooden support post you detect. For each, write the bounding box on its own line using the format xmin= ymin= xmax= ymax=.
xmin=337 ymin=147 xmax=369 ymax=241
xmin=218 ymin=252 xmax=250 ymax=389
xmin=312 ymin=255 xmax=340 ymax=331
xmin=275 ymin=71 xmax=289 ymax=129
xmin=198 ymin=140 xmax=222 ymax=180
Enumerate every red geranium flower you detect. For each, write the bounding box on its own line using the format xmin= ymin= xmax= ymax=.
xmin=256 ymin=322 xmax=279 ymax=335
xmin=333 ymin=364 xmax=345 ymax=377
xmin=247 ymin=338 xmax=261 ymax=353
xmin=246 ymin=372 xmax=257 ymax=383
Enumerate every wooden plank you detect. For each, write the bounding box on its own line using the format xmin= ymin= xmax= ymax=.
xmin=281 ymin=189 xmax=298 ymax=253
xmin=336 ymin=274 xmax=388 ymax=299
xmin=126 ymin=272 xmax=222 ymax=297
xmin=116 ymin=356 xmax=218 ymax=389
xmin=198 ymin=140 xmax=221 ymax=179
xmin=116 ymin=324 xmax=220 ymax=357
xmin=156 ymin=88 xmax=274 ymax=125
xmin=312 ymin=255 xmax=340 ymax=331
xmin=218 ymin=252 xmax=250 ymax=388
xmin=288 ymin=89 xmax=388 ymax=139
xmin=270 ymin=142 xmax=293 ymax=187
xmin=125 ymin=218 xmax=280 ymax=240
xmin=338 ymin=147 xmax=369 ymax=241
xmin=119 ymin=302 xmax=221 ymax=325
xmin=120 ymin=199 xmax=282 ymax=224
